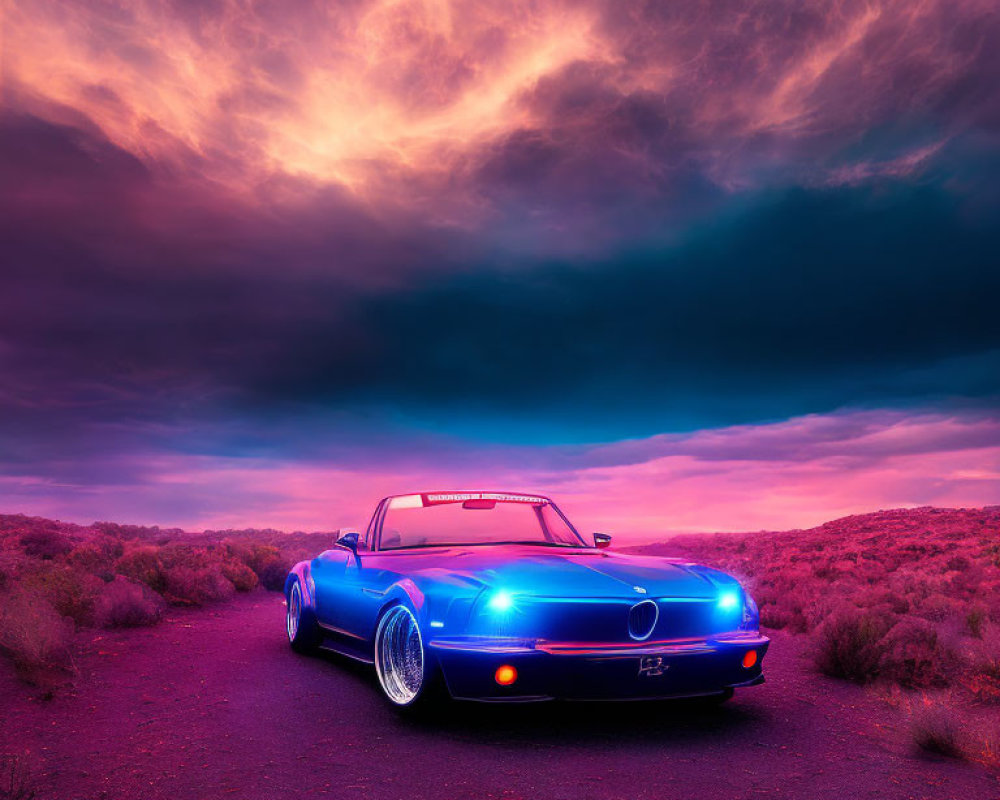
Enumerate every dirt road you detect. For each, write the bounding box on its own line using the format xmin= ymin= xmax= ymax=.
xmin=2 ymin=593 xmax=997 ymax=800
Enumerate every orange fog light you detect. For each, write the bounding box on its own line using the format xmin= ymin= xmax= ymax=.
xmin=742 ymin=650 xmax=758 ymax=669
xmin=495 ymin=664 xmax=518 ymax=685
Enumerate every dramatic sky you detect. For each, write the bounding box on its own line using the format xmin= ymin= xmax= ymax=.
xmin=2 ymin=0 xmax=999 ymax=539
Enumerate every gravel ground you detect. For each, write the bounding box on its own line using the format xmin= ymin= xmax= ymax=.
xmin=1 ymin=592 xmax=997 ymax=800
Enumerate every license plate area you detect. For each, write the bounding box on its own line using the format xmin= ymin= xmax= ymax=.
xmin=638 ymin=655 xmax=669 ymax=677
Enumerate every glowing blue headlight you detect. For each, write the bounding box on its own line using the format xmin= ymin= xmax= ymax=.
xmin=488 ymin=590 xmax=514 ymax=612
xmin=718 ymin=591 xmax=740 ymax=611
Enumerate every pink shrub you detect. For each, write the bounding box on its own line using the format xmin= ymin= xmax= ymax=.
xmin=94 ymin=578 xmax=164 ymax=628
xmin=853 ymin=587 xmax=909 ymax=616
xmin=878 ymin=618 xmax=952 ymax=689
xmin=945 ymin=555 xmax=971 ymax=572
xmin=221 ymin=560 xmax=258 ymax=592
xmin=0 ymin=553 xmax=18 ymax=592
xmin=813 ymin=608 xmax=894 ymax=683
xmin=258 ymin=558 xmax=291 ymax=592
xmin=115 ymin=546 xmax=165 ymax=593
xmin=966 ymin=607 xmax=988 ymax=638
xmin=247 ymin=544 xmax=281 ymax=571
xmin=960 ymin=627 xmax=1000 ymax=704
xmin=759 ymin=604 xmax=794 ymax=630
xmin=912 ymin=592 xmax=961 ymax=623
xmin=18 ymin=529 xmax=72 ymax=560
xmin=947 ymin=564 xmax=986 ymax=599
xmin=20 ymin=564 xmax=102 ymax=627
xmin=163 ymin=566 xmax=235 ymax=605
xmin=67 ymin=536 xmax=123 ymax=577
xmin=909 ymin=699 xmax=965 ymax=759
xmin=0 ymin=591 xmax=75 ymax=685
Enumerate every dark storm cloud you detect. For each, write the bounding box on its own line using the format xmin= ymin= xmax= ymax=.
xmin=255 ymin=167 xmax=1000 ymax=438
xmin=2 ymin=112 xmax=998 ymax=454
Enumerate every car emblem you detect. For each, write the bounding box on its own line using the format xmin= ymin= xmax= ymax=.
xmin=633 ymin=585 xmax=647 ymax=594
xmin=639 ymin=655 xmax=669 ymax=676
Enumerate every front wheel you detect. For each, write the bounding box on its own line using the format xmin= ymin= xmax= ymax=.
xmin=286 ymin=579 xmax=321 ymax=654
xmin=374 ymin=604 xmax=442 ymax=710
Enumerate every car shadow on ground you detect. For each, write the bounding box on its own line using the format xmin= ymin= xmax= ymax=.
xmin=408 ymin=696 xmax=766 ymax=747
xmin=314 ymin=647 xmax=767 ymax=747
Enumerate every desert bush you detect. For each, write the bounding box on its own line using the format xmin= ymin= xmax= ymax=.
xmin=966 ymin=608 xmax=987 ymax=639
xmin=878 ymin=618 xmax=952 ymax=689
xmin=156 ymin=543 xmax=215 ymax=571
xmin=66 ymin=536 xmax=123 ymax=578
xmin=221 ymin=560 xmax=258 ymax=592
xmin=0 ymin=554 xmax=17 ymax=592
xmin=93 ymin=521 xmax=157 ymax=540
xmin=222 ymin=539 xmax=253 ymax=564
xmin=115 ymin=546 xmax=165 ymax=593
xmin=18 ymin=529 xmax=71 ymax=560
xmin=813 ymin=609 xmax=894 ymax=683
xmin=947 ymin=564 xmax=987 ymax=600
xmin=909 ymin=700 xmax=965 ymax=759
xmin=19 ymin=565 xmax=102 ymax=627
xmin=961 ymin=628 xmax=1000 ymax=704
xmin=755 ymin=577 xmax=818 ymax=632
xmin=759 ymin=604 xmax=794 ymax=630
xmin=912 ymin=592 xmax=961 ymax=623
xmin=94 ymin=578 xmax=164 ymax=628
xmin=258 ymin=558 xmax=291 ymax=591
xmin=242 ymin=544 xmax=281 ymax=575
xmin=855 ymin=587 xmax=910 ymax=616
xmin=965 ymin=664 xmax=1000 ymax=705
xmin=163 ymin=566 xmax=235 ymax=605
xmin=226 ymin=542 xmax=291 ymax=591
xmin=0 ymin=591 xmax=74 ymax=684
xmin=945 ymin=555 xmax=971 ymax=572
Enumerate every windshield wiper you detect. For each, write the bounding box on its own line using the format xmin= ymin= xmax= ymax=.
xmin=493 ymin=540 xmax=578 ymax=547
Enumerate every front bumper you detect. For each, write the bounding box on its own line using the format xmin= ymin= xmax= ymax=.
xmin=429 ymin=631 xmax=769 ymax=701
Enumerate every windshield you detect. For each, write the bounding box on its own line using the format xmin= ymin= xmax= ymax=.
xmin=379 ymin=492 xmax=585 ymax=550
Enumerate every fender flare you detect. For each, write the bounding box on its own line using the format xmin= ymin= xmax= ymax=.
xmin=371 ymin=579 xmax=427 ymax=638
xmin=284 ymin=561 xmax=316 ymax=609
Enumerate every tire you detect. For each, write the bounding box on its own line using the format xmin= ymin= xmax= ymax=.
xmin=373 ymin=603 xmax=443 ymax=711
xmin=286 ymin=579 xmax=322 ymax=654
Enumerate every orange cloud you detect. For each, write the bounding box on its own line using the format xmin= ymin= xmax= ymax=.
xmin=5 ymin=0 xmax=609 ymax=194
xmin=7 ymin=0 xmax=993 ymax=211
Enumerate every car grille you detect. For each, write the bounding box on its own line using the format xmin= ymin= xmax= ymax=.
xmin=470 ymin=597 xmax=726 ymax=643
xmin=628 ymin=600 xmax=658 ymax=640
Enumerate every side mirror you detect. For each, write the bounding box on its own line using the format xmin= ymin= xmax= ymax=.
xmin=594 ymin=532 xmax=612 ymax=549
xmin=336 ymin=531 xmax=360 ymax=554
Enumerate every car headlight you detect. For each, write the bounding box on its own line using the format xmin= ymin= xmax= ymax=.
xmin=487 ymin=590 xmax=515 ymax=612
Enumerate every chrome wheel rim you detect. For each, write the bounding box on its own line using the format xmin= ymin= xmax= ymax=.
xmin=375 ymin=605 xmax=424 ymax=705
xmin=287 ymin=583 xmax=301 ymax=642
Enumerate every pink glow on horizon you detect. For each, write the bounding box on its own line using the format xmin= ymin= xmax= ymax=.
xmin=2 ymin=409 xmax=996 ymax=543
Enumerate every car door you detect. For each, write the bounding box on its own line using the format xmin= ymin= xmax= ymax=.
xmin=334 ymin=500 xmax=398 ymax=639
xmin=312 ymin=501 xmax=390 ymax=639
xmin=310 ymin=546 xmax=354 ymax=627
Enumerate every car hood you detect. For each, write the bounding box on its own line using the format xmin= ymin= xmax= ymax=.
xmin=388 ymin=546 xmax=733 ymax=599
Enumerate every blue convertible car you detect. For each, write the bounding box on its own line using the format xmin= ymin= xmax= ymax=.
xmin=284 ymin=492 xmax=768 ymax=709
